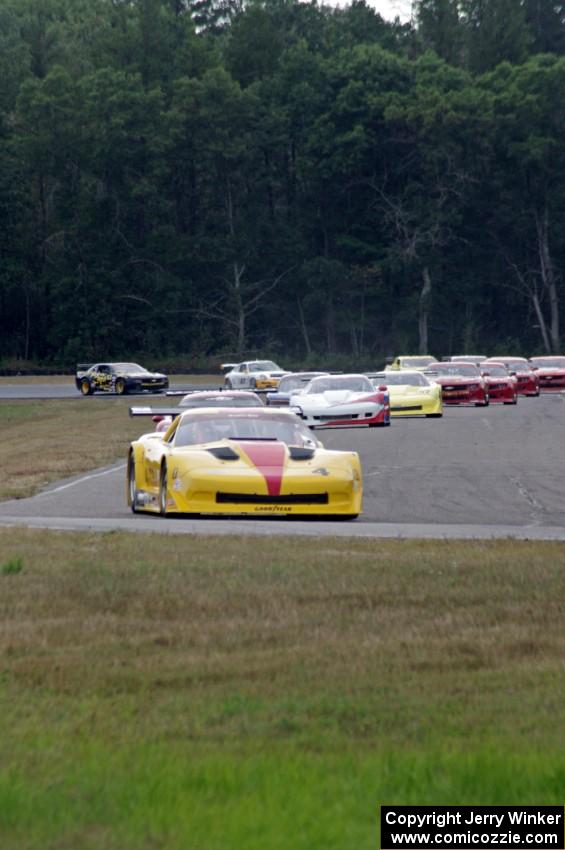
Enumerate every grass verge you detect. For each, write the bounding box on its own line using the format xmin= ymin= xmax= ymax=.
xmin=0 ymin=378 xmax=224 ymax=500
xmin=0 ymin=399 xmax=143 ymax=499
xmin=1 ymin=529 xmax=564 ymax=849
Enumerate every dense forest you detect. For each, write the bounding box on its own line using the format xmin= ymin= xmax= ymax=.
xmin=0 ymin=0 xmax=564 ymax=367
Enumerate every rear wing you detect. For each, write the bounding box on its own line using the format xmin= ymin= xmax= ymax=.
xmin=76 ymin=363 xmax=94 ymax=375
xmin=165 ymin=388 xmax=223 ymax=397
xmin=130 ymin=407 xmax=180 ymax=418
xmin=220 ymin=363 xmax=237 ymax=372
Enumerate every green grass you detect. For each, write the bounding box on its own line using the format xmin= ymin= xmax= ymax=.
xmin=0 ymin=529 xmax=564 ymax=849
xmin=1 ymin=746 xmax=563 ymax=850
xmin=0 ymin=554 xmax=24 ymax=574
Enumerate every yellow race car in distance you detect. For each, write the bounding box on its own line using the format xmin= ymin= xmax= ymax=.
xmin=127 ymin=407 xmax=362 ymax=519
xmin=370 ymin=371 xmax=443 ymax=417
xmin=385 ymin=355 xmax=438 ymax=371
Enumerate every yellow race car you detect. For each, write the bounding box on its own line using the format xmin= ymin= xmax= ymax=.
xmin=370 ymin=371 xmax=443 ymax=417
xmin=127 ymin=407 xmax=362 ymax=519
xmin=385 ymin=355 xmax=438 ymax=371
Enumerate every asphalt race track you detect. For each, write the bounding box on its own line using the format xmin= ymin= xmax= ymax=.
xmin=0 ymin=379 xmax=215 ymax=399
xmin=1 ymin=390 xmax=565 ymax=540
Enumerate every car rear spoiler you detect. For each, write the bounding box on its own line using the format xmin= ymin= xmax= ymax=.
xmin=220 ymin=363 xmax=237 ymax=372
xmin=76 ymin=363 xmax=94 ymax=374
xmin=166 ymin=388 xmax=224 ymax=396
xmin=130 ymin=407 xmax=180 ymax=418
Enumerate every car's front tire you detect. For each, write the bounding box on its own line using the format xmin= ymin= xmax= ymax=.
xmin=128 ymin=454 xmax=140 ymax=513
xmin=159 ymin=463 xmax=168 ymax=516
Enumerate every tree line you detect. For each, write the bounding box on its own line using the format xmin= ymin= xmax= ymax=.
xmin=0 ymin=0 xmax=564 ymax=367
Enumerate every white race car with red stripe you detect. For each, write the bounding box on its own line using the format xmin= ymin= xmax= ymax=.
xmin=127 ymin=407 xmax=362 ymax=519
xmin=289 ymin=374 xmax=390 ymax=428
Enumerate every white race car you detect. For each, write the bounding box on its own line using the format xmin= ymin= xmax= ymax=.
xmin=222 ymin=360 xmax=288 ymax=390
xmin=289 ymin=374 xmax=390 ymax=428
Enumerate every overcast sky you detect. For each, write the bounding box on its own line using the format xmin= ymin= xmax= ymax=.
xmin=345 ymin=0 xmax=413 ymax=22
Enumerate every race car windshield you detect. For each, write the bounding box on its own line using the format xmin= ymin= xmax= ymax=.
xmin=248 ymin=361 xmax=281 ymax=372
xmin=374 ymin=372 xmax=429 ymax=386
xmin=426 ymin=364 xmax=480 ymax=377
xmin=488 ymin=358 xmax=527 ymax=367
xmin=278 ymin=374 xmax=324 ymax=392
xmin=174 ymin=413 xmax=314 ymax=447
xmin=481 ymin=364 xmax=508 ymax=377
xmin=400 ymin=357 xmax=437 ymax=367
xmin=179 ymin=395 xmax=261 ymax=408
xmin=501 ymin=364 xmax=533 ymax=373
xmin=450 ymin=356 xmax=486 ymax=363
xmin=306 ymin=376 xmax=373 ymax=393
xmin=530 ymin=357 xmax=565 ymax=368
xmin=113 ymin=363 xmax=148 ymax=374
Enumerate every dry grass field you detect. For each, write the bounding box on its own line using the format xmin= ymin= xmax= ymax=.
xmin=0 ymin=377 xmax=222 ymax=499
xmin=0 ymin=399 xmax=142 ymax=499
xmin=1 ymin=529 xmax=565 ymax=848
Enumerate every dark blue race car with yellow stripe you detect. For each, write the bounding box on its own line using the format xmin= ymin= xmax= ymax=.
xmin=76 ymin=362 xmax=169 ymax=396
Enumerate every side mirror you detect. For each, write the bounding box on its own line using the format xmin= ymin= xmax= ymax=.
xmin=509 ymin=371 xmax=517 ymax=377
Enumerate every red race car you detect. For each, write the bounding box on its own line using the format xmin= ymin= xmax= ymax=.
xmin=424 ymin=361 xmax=489 ymax=406
xmin=482 ymin=357 xmax=540 ymax=396
xmin=479 ymin=362 xmax=518 ymax=404
xmin=528 ymin=356 xmax=565 ymax=392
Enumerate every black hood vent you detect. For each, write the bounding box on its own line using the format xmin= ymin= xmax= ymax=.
xmin=288 ymin=446 xmax=316 ymax=460
xmin=207 ymin=446 xmax=239 ymax=461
